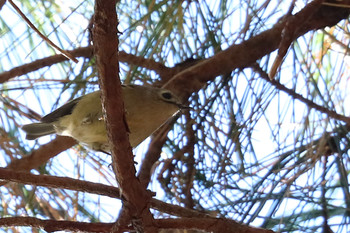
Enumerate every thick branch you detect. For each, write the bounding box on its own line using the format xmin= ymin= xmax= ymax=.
xmin=164 ymin=1 xmax=350 ymax=99
xmin=0 ymin=168 xmax=120 ymax=198
xmin=0 ymin=217 xmax=113 ymax=232
xmin=93 ymin=0 xmax=154 ymax=232
xmin=0 ymin=47 xmax=172 ymax=84
xmin=0 ymin=168 xmax=212 ymax=219
xmin=1 ymin=136 xmax=76 ymax=185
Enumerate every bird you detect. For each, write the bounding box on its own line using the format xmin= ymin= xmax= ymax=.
xmin=22 ymin=84 xmax=186 ymax=152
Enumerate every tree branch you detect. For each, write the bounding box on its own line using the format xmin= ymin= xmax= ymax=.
xmin=0 ymin=217 xmax=114 ymax=232
xmin=164 ymin=1 xmax=350 ymax=100
xmin=0 ymin=136 xmax=76 ymax=187
xmin=155 ymin=218 xmax=275 ymax=233
xmin=93 ymin=1 xmax=155 ymax=232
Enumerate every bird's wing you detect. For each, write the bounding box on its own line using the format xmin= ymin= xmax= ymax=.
xmin=41 ymin=96 xmax=83 ymax=123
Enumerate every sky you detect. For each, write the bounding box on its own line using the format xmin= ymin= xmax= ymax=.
xmin=0 ymin=1 xmax=349 ymax=232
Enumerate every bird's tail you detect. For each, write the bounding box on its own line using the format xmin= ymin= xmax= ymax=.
xmin=22 ymin=123 xmax=55 ymax=140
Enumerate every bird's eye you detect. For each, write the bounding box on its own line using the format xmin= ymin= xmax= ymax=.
xmin=161 ymin=91 xmax=173 ymax=100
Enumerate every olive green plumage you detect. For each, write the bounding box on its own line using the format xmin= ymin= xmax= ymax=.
xmin=22 ymin=85 xmax=184 ymax=152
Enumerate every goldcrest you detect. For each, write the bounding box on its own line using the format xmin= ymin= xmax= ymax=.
xmin=22 ymin=84 xmax=185 ymax=152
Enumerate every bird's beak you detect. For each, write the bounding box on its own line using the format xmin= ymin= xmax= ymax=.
xmin=178 ymin=104 xmax=192 ymax=110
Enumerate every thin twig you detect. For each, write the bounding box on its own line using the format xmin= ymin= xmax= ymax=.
xmin=252 ymin=63 xmax=350 ymax=125
xmin=7 ymin=0 xmax=78 ymax=63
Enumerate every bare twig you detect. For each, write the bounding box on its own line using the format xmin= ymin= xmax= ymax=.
xmin=137 ymin=120 xmax=174 ymax=187
xmin=7 ymin=0 xmax=78 ymax=63
xmin=0 ymin=47 xmax=93 ymax=83
xmin=252 ymin=63 xmax=350 ymax=124
xmin=269 ymin=0 xmax=325 ymax=79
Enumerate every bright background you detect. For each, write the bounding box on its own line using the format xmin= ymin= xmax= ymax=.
xmin=0 ymin=0 xmax=349 ymax=232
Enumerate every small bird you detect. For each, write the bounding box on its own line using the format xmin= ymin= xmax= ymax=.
xmin=22 ymin=84 xmax=185 ymax=152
